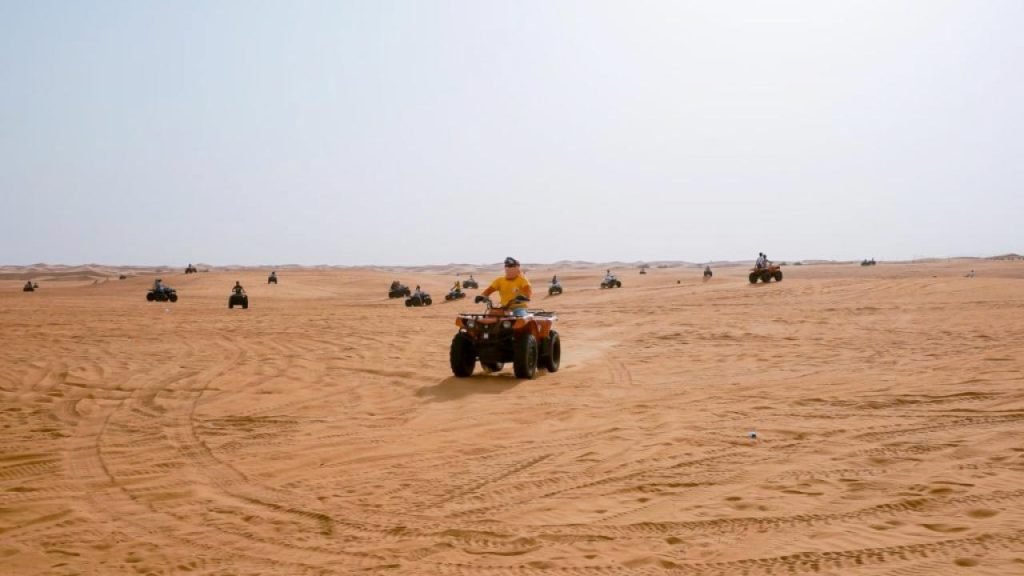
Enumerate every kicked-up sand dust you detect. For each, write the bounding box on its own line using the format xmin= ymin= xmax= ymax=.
xmin=1 ymin=260 xmax=1022 ymax=575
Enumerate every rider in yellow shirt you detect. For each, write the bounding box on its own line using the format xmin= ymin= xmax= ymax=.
xmin=480 ymin=256 xmax=532 ymax=316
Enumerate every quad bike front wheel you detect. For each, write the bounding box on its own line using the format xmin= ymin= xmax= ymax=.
xmin=450 ymin=333 xmax=476 ymax=377
xmin=514 ymin=334 xmax=539 ymax=379
xmin=168 ymin=293 xmax=178 ymax=303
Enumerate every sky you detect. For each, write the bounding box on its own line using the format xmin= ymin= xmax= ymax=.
xmin=1 ymin=1 xmax=1022 ymax=266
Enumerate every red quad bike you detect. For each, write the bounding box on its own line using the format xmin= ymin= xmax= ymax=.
xmin=450 ymin=295 xmax=560 ymax=380
xmin=749 ymin=263 xmax=783 ymax=284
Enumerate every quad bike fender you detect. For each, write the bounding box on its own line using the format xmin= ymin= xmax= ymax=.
xmin=514 ymin=318 xmax=553 ymax=341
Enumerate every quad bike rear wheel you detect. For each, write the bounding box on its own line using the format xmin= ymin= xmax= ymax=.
xmin=450 ymin=333 xmax=476 ymax=377
xmin=481 ymin=361 xmax=504 ymax=373
xmin=513 ymin=334 xmax=539 ymax=379
xmin=147 ymin=292 xmax=155 ymax=301
xmin=540 ymin=330 xmax=561 ymax=373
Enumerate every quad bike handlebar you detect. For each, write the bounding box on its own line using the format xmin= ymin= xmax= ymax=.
xmin=474 ymin=293 xmax=529 ymax=310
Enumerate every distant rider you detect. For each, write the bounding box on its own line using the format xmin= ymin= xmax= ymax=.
xmin=233 ymin=281 xmax=245 ymax=295
xmin=704 ymin=265 xmax=712 ymax=277
xmin=551 ymin=275 xmax=559 ymax=285
xmin=451 ymin=280 xmax=462 ymax=295
xmin=480 ymin=256 xmax=532 ymax=317
xmin=604 ymin=270 xmax=615 ymax=283
xmin=413 ymin=285 xmax=423 ymax=298
xmin=153 ymin=278 xmax=166 ymax=294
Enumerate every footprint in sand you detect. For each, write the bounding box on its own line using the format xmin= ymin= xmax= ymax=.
xmin=921 ymin=523 xmax=969 ymax=533
xmin=966 ymin=508 xmax=998 ymax=519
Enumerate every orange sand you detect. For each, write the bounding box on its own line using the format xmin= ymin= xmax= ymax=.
xmin=1 ymin=260 xmax=1022 ymax=575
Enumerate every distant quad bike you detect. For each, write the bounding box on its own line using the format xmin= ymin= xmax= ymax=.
xmin=23 ymin=282 xmax=35 ymax=292
xmin=445 ymin=289 xmax=466 ymax=301
xmin=388 ymin=283 xmax=411 ymax=299
xmin=703 ymin=267 xmax=713 ymax=279
xmin=267 ymin=273 xmax=278 ymax=284
xmin=228 ymin=291 xmax=249 ymax=309
xmin=406 ymin=292 xmax=432 ymax=307
xmin=861 ymin=258 xmax=876 ymax=266
xmin=185 ymin=265 xmax=198 ymax=274
xmin=146 ymin=287 xmax=178 ymax=302
xmin=600 ymin=276 xmax=622 ymax=289
xmin=462 ymin=278 xmax=479 ymax=289
xmin=119 ymin=274 xmax=128 ymax=280
xmin=548 ymin=282 xmax=563 ymax=295
xmin=451 ymin=295 xmax=560 ymax=379
xmin=749 ymin=264 xmax=783 ymax=284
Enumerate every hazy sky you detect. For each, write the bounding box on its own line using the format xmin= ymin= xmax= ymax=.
xmin=2 ymin=1 xmax=1021 ymax=266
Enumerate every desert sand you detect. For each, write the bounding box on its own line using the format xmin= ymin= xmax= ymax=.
xmin=1 ymin=260 xmax=1022 ymax=575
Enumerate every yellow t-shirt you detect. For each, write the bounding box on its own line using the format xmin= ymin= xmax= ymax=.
xmin=489 ymin=275 xmax=531 ymax=307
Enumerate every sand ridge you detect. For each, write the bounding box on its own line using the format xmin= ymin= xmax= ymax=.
xmin=1 ymin=261 xmax=1023 ymax=575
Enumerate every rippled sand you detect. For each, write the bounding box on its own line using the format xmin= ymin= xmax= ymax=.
xmin=1 ymin=260 xmax=1022 ymax=575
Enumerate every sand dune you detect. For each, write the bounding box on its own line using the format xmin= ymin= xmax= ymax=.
xmin=1 ymin=260 xmax=1023 ymax=575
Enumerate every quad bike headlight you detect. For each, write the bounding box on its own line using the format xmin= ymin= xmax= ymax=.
xmin=501 ymin=320 xmax=511 ymax=329
xmin=466 ymin=319 xmax=476 ymax=328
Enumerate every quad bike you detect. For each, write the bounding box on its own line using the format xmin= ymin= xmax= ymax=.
xmin=445 ymin=289 xmax=466 ymax=301
xmin=119 ymin=275 xmax=128 ymax=280
xmin=703 ymin=267 xmax=713 ymax=280
xmin=185 ymin=265 xmax=198 ymax=274
xmin=451 ymin=294 xmax=560 ymax=380
xmin=228 ymin=290 xmax=249 ymax=309
xmin=548 ymin=282 xmax=563 ymax=295
xmin=267 ymin=273 xmax=278 ymax=284
xmin=749 ymin=264 xmax=783 ymax=284
xmin=861 ymin=259 xmax=876 ymax=266
xmin=146 ymin=287 xmax=179 ymax=302
xmin=23 ymin=282 xmax=36 ymax=292
xmin=406 ymin=292 xmax=432 ymax=307
xmin=462 ymin=278 xmax=479 ymax=289
xmin=600 ymin=276 xmax=622 ymax=289
xmin=389 ymin=283 xmax=412 ymax=299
